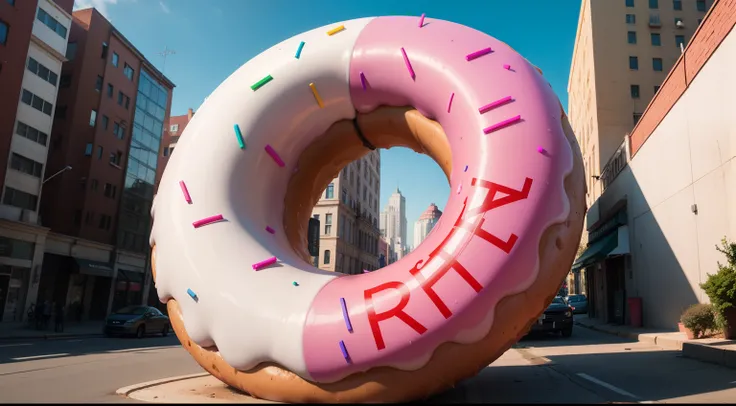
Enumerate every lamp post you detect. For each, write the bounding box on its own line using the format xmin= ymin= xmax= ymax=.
xmin=42 ymin=165 xmax=72 ymax=185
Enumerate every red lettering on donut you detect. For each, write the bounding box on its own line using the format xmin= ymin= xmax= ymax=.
xmin=364 ymin=281 xmax=428 ymax=350
xmin=409 ymin=253 xmax=482 ymax=319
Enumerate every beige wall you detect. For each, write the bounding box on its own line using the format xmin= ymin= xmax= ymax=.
xmin=592 ymin=25 xmax=736 ymax=329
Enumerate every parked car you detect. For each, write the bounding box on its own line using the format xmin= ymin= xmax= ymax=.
xmin=529 ymin=296 xmax=574 ymax=337
xmin=566 ymin=294 xmax=588 ymax=315
xmin=104 ymin=305 xmax=171 ymax=338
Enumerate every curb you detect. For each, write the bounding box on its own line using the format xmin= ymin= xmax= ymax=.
xmin=0 ymin=332 xmax=104 ymax=341
xmin=574 ymin=321 xmax=685 ymax=350
xmin=682 ymin=341 xmax=736 ymax=369
xmin=116 ymin=372 xmax=210 ymax=397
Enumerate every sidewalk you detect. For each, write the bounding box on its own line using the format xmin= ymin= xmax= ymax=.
xmin=0 ymin=321 xmax=105 ymax=340
xmin=575 ymin=315 xmax=736 ymax=369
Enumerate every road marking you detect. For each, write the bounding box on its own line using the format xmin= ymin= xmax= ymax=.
xmin=66 ymin=339 xmax=82 ymax=343
xmin=0 ymin=343 xmax=32 ymax=348
xmin=576 ymin=373 xmax=640 ymax=399
xmin=108 ymin=345 xmax=180 ymax=353
xmin=12 ymin=352 xmax=70 ymax=361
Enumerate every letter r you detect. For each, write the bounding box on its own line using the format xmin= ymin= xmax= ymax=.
xmin=364 ymin=281 xmax=427 ymax=350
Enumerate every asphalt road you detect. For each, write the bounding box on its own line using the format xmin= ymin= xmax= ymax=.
xmin=0 ymin=324 xmax=735 ymax=403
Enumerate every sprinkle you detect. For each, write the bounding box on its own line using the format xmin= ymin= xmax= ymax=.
xmin=464 ymin=165 xmax=468 ymax=172
xmin=295 ymin=41 xmax=305 ymax=59
xmin=457 ymin=183 xmax=462 ymax=195
xmin=447 ymin=92 xmax=455 ymax=113
xmin=234 ymin=124 xmax=246 ymax=149
xmin=466 ymin=47 xmax=493 ymax=61
xmin=266 ymin=226 xmax=275 ymax=234
xmin=479 ymin=96 xmax=513 ymax=114
xmin=252 ymin=256 xmax=278 ymax=271
xmin=340 ymin=298 xmax=353 ymax=333
xmin=339 ymin=340 xmax=351 ymax=363
xmin=537 ymin=146 xmax=547 ymax=154
xmin=187 ymin=289 xmax=198 ymax=302
xmin=265 ymin=144 xmax=286 ymax=167
xmin=504 ymin=64 xmax=512 ymax=70
xmin=360 ymin=72 xmax=367 ymax=90
xmin=327 ymin=25 xmax=345 ymax=36
xmin=251 ymin=75 xmax=273 ymax=91
xmin=179 ymin=180 xmax=192 ymax=204
xmin=363 ymin=269 xmax=370 ymax=273
xmin=309 ymin=82 xmax=324 ymax=108
xmin=193 ymin=214 xmax=224 ymax=228
xmin=483 ymin=115 xmax=522 ymax=134
xmin=293 ymin=281 xmax=299 ymax=286
xmin=418 ymin=13 xmax=426 ymax=28
xmin=400 ymin=47 xmax=416 ymax=80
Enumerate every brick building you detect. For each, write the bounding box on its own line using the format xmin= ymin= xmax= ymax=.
xmin=155 ymin=108 xmax=194 ymax=189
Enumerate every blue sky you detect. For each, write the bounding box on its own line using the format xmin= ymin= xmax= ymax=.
xmin=75 ymin=0 xmax=581 ymax=245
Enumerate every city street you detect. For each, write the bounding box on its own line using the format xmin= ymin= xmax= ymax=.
xmin=1 ymin=326 xmax=735 ymax=403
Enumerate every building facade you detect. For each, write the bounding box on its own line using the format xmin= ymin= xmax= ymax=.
xmin=380 ymin=188 xmax=407 ymax=260
xmin=570 ymin=0 xmax=733 ymax=329
xmin=412 ymin=203 xmax=442 ymax=249
xmin=0 ymin=0 xmax=72 ymax=323
xmin=155 ymin=108 xmax=194 ymax=189
xmin=312 ymin=150 xmax=381 ymax=274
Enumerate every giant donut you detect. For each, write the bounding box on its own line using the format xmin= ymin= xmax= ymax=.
xmin=151 ymin=15 xmax=586 ymax=404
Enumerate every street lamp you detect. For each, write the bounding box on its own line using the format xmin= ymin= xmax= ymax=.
xmin=42 ymin=165 xmax=72 ymax=185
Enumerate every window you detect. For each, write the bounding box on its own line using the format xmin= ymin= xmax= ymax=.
xmin=65 ymin=42 xmax=77 ymax=60
xmin=89 ymin=109 xmax=97 ymax=127
xmin=6 ymin=0 xmax=14 ymax=6
xmin=124 ymin=95 xmax=130 ymax=109
xmin=27 ymin=57 xmax=58 ymax=86
xmin=59 ymin=74 xmax=71 ymax=87
xmin=325 ymin=183 xmax=334 ymax=199
xmin=325 ymin=213 xmax=332 ymax=235
xmin=36 ymin=8 xmax=67 ymax=39
xmin=20 ymin=89 xmax=53 ymax=115
xmin=673 ymin=0 xmax=682 ymax=10
xmin=3 ymin=187 xmax=38 ymax=211
xmin=626 ymin=14 xmax=636 ymax=24
xmin=629 ymin=56 xmax=639 ymax=70
xmin=10 ymin=153 xmax=43 ymax=178
xmin=652 ymin=57 xmax=663 ymax=71
xmin=101 ymin=42 xmax=108 ymax=58
xmin=109 ymin=150 xmax=122 ymax=166
xmin=112 ymin=52 xmax=119 ymax=67
xmin=633 ymin=112 xmax=643 ymax=125
xmin=626 ymin=0 xmax=634 ymax=7
xmin=675 ymin=35 xmax=685 ymax=48
xmin=0 ymin=20 xmax=8 ymax=46
xmin=123 ymin=63 xmax=134 ymax=80
xmin=696 ymin=0 xmax=706 ymax=11
xmin=15 ymin=121 xmax=48 ymax=146
xmin=649 ymin=0 xmax=658 ymax=8
xmin=323 ymin=250 xmax=331 ymax=265
xmin=654 ymin=85 xmax=661 ymax=93
xmin=170 ymin=124 xmax=179 ymax=132
xmin=98 ymin=214 xmax=112 ymax=230
xmin=95 ymin=75 xmax=103 ymax=91
xmin=84 ymin=143 xmax=93 ymax=156
xmin=107 ymin=83 xmax=113 ymax=97
xmin=627 ymin=31 xmax=637 ymax=44
xmin=651 ymin=33 xmax=661 ymax=46
xmin=118 ymin=91 xmax=124 ymax=105
xmin=85 ymin=211 xmax=94 ymax=225
xmin=675 ymin=17 xmax=684 ymax=26
xmin=91 ymin=179 xmax=98 ymax=191
xmin=114 ymin=123 xmax=125 ymax=139
xmin=102 ymin=115 xmax=109 ymax=130
xmin=97 ymin=146 xmax=103 ymax=159
xmin=103 ymin=183 xmax=117 ymax=198
xmin=341 ymin=188 xmax=348 ymax=204
xmin=630 ymin=85 xmax=640 ymax=98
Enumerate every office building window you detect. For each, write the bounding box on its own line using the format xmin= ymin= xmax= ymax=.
xmin=98 ymin=214 xmax=112 ymax=230
xmin=630 ymin=85 xmax=640 ymax=98
xmin=626 ymin=0 xmax=634 ymax=7
xmin=629 ymin=56 xmax=639 ymax=70
xmin=3 ymin=187 xmax=38 ymax=211
xmin=652 ymin=57 xmax=663 ymax=71
xmin=27 ymin=57 xmax=58 ymax=86
xmin=654 ymin=85 xmax=661 ymax=93
xmin=65 ymin=42 xmax=77 ymax=60
xmin=95 ymin=75 xmax=103 ymax=91
xmin=341 ymin=188 xmax=348 ymax=204
xmin=89 ymin=110 xmax=97 ymax=127
xmin=325 ymin=183 xmax=334 ymax=199
xmin=101 ymin=42 xmax=108 ymax=58
xmin=649 ymin=0 xmax=658 ymax=8
xmin=325 ymin=213 xmax=332 ymax=235
xmin=84 ymin=143 xmax=93 ymax=156
xmin=170 ymin=124 xmax=179 ymax=132
xmin=696 ymin=0 xmax=706 ymax=11
xmin=626 ymin=14 xmax=636 ymax=24
xmin=114 ymin=123 xmax=125 ymax=139
xmin=673 ymin=0 xmax=682 ymax=10
xmin=36 ymin=8 xmax=67 ymax=39
xmin=633 ymin=112 xmax=643 ymax=125
xmin=627 ymin=31 xmax=637 ymax=44
xmin=675 ymin=35 xmax=685 ymax=48
xmin=323 ymin=250 xmax=331 ymax=265
xmin=650 ymin=33 xmax=661 ymax=46
xmin=91 ymin=179 xmax=98 ymax=191
xmin=675 ymin=17 xmax=684 ymax=26
xmin=112 ymin=52 xmax=119 ymax=67
xmin=109 ymin=151 xmax=122 ymax=166
xmin=118 ymin=91 xmax=124 ymax=105
xmin=123 ymin=63 xmax=134 ymax=80
xmin=21 ymin=89 xmax=53 ymax=115
xmin=15 ymin=121 xmax=48 ymax=146
xmin=0 ymin=21 xmax=7 ymax=46
xmin=102 ymin=115 xmax=109 ymax=130
xmin=97 ymin=146 xmax=103 ymax=159
xmin=107 ymin=83 xmax=113 ymax=97
xmin=103 ymin=183 xmax=117 ymax=198
xmin=10 ymin=153 xmax=43 ymax=178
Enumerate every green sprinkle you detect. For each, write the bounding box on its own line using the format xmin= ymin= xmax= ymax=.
xmin=234 ymin=124 xmax=245 ymax=149
xmin=251 ymin=75 xmax=273 ymax=91
xmin=292 ymin=281 xmax=299 ymax=286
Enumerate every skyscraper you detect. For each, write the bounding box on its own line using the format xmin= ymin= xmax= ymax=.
xmin=413 ymin=203 xmax=442 ymax=249
xmin=380 ymin=187 xmax=407 ymax=259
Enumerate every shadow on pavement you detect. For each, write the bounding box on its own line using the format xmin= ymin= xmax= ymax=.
xmin=516 ymin=329 xmax=637 ymax=348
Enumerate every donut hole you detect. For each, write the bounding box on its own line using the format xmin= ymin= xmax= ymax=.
xmin=283 ymin=107 xmax=452 ymax=267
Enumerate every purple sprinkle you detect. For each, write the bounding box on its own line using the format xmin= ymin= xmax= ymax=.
xmin=266 ymin=226 xmax=275 ymax=234
xmin=339 ymin=340 xmax=351 ymax=363
xmin=464 ymin=165 xmax=468 ymax=172
xmin=447 ymin=92 xmax=455 ymax=113
xmin=360 ymin=72 xmax=367 ymax=90
xmin=340 ymin=298 xmax=353 ymax=333
xmin=363 ymin=269 xmax=370 ymax=273
xmin=466 ymin=47 xmax=493 ymax=61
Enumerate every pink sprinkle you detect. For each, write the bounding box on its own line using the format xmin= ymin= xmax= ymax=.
xmin=447 ymin=92 xmax=455 ymax=113
xmin=466 ymin=47 xmax=493 ymax=61
xmin=400 ymin=48 xmax=416 ymax=80
xmin=483 ymin=115 xmax=522 ymax=134
xmin=504 ymin=64 xmax=511 ymax=70
xmin=266 ymin=226 xmax=275 ymax=234
xmin=265 ymin=144 xmax=285 ymax=167
xmin=478 ymin=96 xmax=513 ymax=114
xmin=179 ymin=180 xmax=192 ymax=204
xmin=537 ymin=146 xmax=547 ymax=154
xmin=418 ymin=13 xmax=426 ymax=28
xmin=252 ymin=256 xmax=278 ymax=271
xmin=192 ymin=214 xmax=224 ymax=228
xmin=363 ymin=269 xmax=370 ymax=273
xmin=292 ymin=166 xmax=299 ymax=174
xmin=457 ymin=183 xmax=462 ymax=195
xmin=360 ymin=72 xmax=367 ymax=90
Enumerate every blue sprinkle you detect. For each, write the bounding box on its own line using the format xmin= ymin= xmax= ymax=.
xmin=339 ymin=340 xmax=351 ymax=363
xmin=234 ymin=124 xmax=245 ymax=149
xmin=295 ymin=41 xmax=305 ymax=59
xmin=464 ymin=165 xmax=468 ymax=172
xmin=187 ymin=288 xmax=199 ymax=302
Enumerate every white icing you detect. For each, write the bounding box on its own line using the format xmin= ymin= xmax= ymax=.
xmin=151 ymin=18 xmax=376 ymax=379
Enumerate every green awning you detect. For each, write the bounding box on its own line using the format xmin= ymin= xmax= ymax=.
xmin=572 ymin=229 xmax=619 ymax=271
xmin=75 ymin=258 xmax=113 ymax=278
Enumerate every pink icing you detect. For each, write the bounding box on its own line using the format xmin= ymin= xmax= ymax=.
xmin=302 ymin=16 xmax=572 ymax=383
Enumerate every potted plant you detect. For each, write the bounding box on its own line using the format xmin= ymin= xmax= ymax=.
xmin=700 ymin=237 xmax=736 ymax=339
xmin=679 ymin=303 xmax=716 ymax=340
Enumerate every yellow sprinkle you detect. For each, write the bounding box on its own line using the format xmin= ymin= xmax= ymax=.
xmin=326 ymin=25 xmax=345 ymax=36
xmin=309 ymin=83 xmax=324 ymax=108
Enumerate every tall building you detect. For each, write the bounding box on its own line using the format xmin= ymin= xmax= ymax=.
xmin=413 ymin=203 xmax=442 ymax=249
xmin=34 ymin=7 xmax=174 ymax=321
xmin=312 ymin=150 xmax=381 ymax=274
xmin=568 ymin=0 xmax=711 ymax=212
xmin=380 ymin=187 xmax=407 ymax=259
xmin=0 ymin=0 xmax=73 ymax=323
xmin=155 ymin=108 xmax=194 ymax=189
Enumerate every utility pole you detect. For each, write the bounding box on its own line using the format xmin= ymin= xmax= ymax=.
xmin=157 ymin=46 xmax=176 ymax=74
